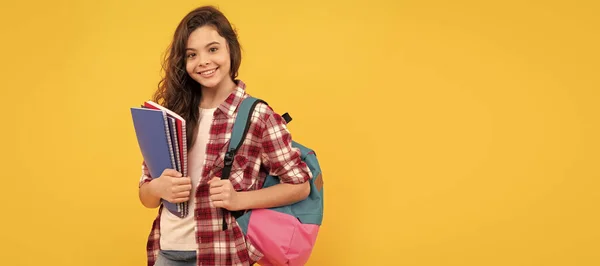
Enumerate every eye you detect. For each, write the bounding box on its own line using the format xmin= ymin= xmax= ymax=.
xmin=209 ymin=47 xmax=218 ymax=53
xmin=186 ymin=53 xmax=196 ymax=59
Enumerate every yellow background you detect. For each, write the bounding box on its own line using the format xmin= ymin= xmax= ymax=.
xmin=1 ymin=0 xmax=598 ymax=265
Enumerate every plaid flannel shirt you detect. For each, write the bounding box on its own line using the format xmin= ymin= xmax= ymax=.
xmin=139 ymin=80 xmax=312 ymax=266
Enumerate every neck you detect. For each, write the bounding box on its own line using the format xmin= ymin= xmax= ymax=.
xmin=200 ymin=78 xmax=237 ymax=109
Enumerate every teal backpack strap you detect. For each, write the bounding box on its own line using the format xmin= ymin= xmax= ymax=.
xmin=220 ymin=96 xmax=267 ymax=230
xmin=228 ymin=97 xmax=264 ymax=157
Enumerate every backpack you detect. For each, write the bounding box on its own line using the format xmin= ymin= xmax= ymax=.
xmin=220 ymin=96 xmax=324 ymax=266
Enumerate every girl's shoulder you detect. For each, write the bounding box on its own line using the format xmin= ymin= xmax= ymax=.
xmin=235 ymin=94 xmax=289 ymax=136
xmin=244 ymin=96 xmax=286 ymax=127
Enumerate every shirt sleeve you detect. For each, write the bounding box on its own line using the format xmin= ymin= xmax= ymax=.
xmin=259 ymin=104 xmax=312 ymax=184
xmin=139 ymin=161 xmax=152 ymax=188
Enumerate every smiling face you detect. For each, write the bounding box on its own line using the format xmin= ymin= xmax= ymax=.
xmin=185 ymin=25 xmax=232 ymax=90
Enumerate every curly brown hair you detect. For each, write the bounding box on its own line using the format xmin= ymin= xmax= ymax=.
xmin=152 ymin=6 xmax=242 ymax=149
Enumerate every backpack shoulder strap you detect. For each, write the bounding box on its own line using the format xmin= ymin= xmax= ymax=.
xmin=220 ymin=96 xmax=266 ymax=231
xmin=221 ymin=96 xmax=267 ymax=179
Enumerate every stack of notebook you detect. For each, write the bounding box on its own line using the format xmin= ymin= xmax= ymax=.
xmin=130 ymin=101 xmax=188 ymax=218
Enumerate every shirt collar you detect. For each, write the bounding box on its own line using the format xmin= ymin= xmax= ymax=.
xmin=216 ymin=80 xmax=248 ymax=118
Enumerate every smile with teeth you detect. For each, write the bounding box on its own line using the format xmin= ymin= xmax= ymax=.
xmin=199 ymin=68 xmax=218 ymax=77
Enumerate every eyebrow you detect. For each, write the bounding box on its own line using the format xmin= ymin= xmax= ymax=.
xmin=186 ymin=41 xmax=221 ymax=51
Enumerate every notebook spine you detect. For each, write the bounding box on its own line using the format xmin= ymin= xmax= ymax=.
xmin=181 ymin=123 xmax=188 ymax=217
xmin=160 ymin=111 xmax=184 ymax=216
xmin=169 ymin=118 xmax=181 ymax=173
xmin=182 ymin=123 xmax=188 ymax=178
xmin=160 ymin=111 xmax=177 ymax=175
xmin=171 ymin=120 xmax=187 ymax=218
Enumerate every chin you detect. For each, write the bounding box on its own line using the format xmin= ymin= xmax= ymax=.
xmin=199 ymin=79 xmax=221 ymax=89
xmin=193 ymin=75 xmax=220 ymax=88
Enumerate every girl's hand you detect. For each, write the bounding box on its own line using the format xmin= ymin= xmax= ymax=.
xmin=150 ymin=169 xmax=192 ymax=203
xmin=207 ymin=177 xmax=242 ymax=211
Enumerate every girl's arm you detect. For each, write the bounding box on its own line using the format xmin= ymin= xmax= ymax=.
xmin=241 ymin=180 xmax=310 ymax=209
xmin=208 ymin=177 xmax=309 ymax=211
xmin=139 ymin=164 xmax=192 ymax=208
xmin=139 ymin=181 xmax=161 ymax=208
xmin=208 ymin=104 xmax=312 ymax=211
xmin=205 ymin=181 xmax=308 ymax=211
xmin=138 ymin=163 xmax=161 ymax=208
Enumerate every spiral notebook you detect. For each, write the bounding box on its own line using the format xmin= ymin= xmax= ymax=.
xmin=130 ymin=104 xmax=189 ymax=218
xmin=143 ymin=101 xmax=188 ymax=177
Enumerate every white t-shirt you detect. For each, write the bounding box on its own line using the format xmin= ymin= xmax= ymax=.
xmin=160 ymin=107 xmax=216 ymax=250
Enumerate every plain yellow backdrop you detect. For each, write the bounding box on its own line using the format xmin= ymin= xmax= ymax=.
xmin=1 ymin=0 xmax=599 ymax=265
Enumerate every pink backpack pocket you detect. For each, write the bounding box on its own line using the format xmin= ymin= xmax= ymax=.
xmin=246 ymin=209 xmax=319 ymax=266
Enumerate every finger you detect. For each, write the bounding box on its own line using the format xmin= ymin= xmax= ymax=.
xmin=209 ymin=179 xmax=225 ymax=188
xmin=210 ymin=193 xmax=226 ymax=201
xmin=170 ymin=196 xmax=190 ymax=203
xmin=162 ymin=168 xmax=182 ymax=178
xmin=206 ymin=177 xmax=220 ymax=185
xmin=209 ymin=187 xmax=222 ymax=195
xmin=174 ymin=177 xmax=191 ymax=185
xmin=174 ymin=191 xmax=190 ymax=198
xmin=173 ymin=184 xmax=192 ymax=193
xmin=212 ymin=200 xmax=223 ymax=208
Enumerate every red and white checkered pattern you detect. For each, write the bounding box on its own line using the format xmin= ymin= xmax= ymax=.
xmin=139 ymin=80 xmax=312 ymax=265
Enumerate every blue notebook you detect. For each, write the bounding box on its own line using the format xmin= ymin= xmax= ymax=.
xmin=130 ymin=107 xmax=188 ymax=218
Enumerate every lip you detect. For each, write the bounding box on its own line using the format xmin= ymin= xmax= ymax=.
xmin=198 ymin=67 xmax=218 ymax=77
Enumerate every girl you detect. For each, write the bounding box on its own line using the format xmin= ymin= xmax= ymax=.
xmin=137 ymin=5 xmax=312 ymax=266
